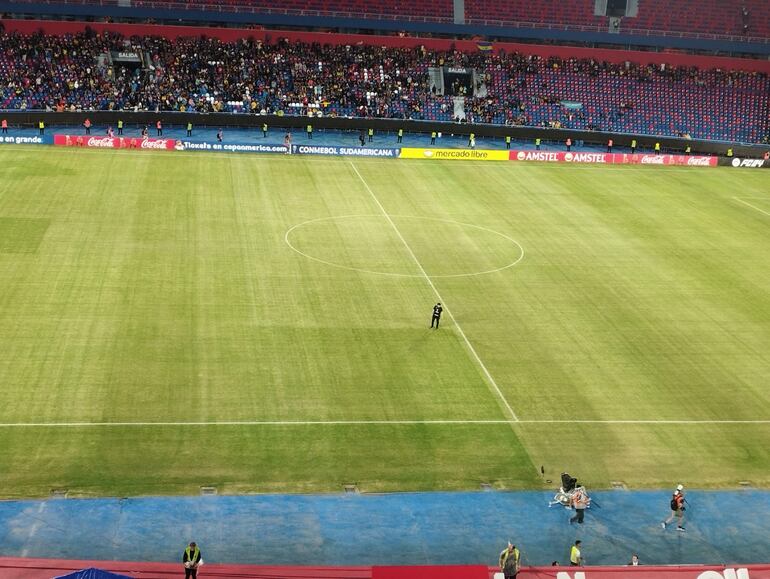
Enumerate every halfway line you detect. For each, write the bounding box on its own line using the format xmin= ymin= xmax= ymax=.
xmin=348 ymin=161 xmax=518 ymax=422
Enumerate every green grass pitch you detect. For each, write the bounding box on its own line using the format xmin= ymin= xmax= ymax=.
xmin=0 ymin=146 xmax=768 ymax=498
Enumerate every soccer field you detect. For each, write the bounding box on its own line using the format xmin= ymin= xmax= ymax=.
xmin=0 ymin=146 xmax=768 ymax=498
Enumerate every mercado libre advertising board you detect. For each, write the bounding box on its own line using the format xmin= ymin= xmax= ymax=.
xmin=399 ymin=148 xmax=510 ymax=161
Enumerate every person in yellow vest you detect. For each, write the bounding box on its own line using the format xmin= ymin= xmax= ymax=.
xmin=183 ymin=541 xmax=203 ymax=579
xmin=186 ymin=122 xmax=192 ymax=137
xmin=468 ymin=132 xmax=475 ymax=147
xmin=654 ymin=142 xmax=661 ymax=153
xmin=685 ymin=145 xmax=691 ymax=156
xmin=306 ymin=124 xmax=313 ymax=139
xmin=38 ymin=120 xmax=44 ymax=135
xmin=505 ymin=135 xmax=511 ymax=150
xmin=499 ymin=542 xmax=521 ymax=579
xmin=368 ymin=127 xmax=374 ymax=142
xmin=397 ymin=128 xmax=403 ymax=143
xmin=631 ymin=138 xmax=637 ymax=153
xmin=726 ymin=147 xmax=733 ymax=158
xmin=430 ymin=131 xmax=436 ymax=145
xmin=262 ymin=123 xmax=268 ymax=138
xmin=535 ymin=137 xmax=541 ymax=151
xmin=117 ymin=119 xmax=123 ymax=135
xmin=570 ymin=540 xmax=583 ymax=566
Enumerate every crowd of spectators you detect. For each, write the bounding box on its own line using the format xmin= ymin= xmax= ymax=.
xmin=1 ymin=29 xmax=768 ymax=142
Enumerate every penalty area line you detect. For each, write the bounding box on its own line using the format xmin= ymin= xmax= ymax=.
xmin=348 ymin=160 xmax=519 ymax=422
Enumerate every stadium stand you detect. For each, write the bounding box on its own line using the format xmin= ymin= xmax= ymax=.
xmin=1 ymin=32 xmax=768 ymax=142
xmin=627 ymin=0 xmax=770 ymax=39
xmin=132 ymin=0 xmax=455 ymax=21
xmin=115 ymin=0 xmax=770 ymax=38
xmin=465 ymin=0 xmax=599 ymax=28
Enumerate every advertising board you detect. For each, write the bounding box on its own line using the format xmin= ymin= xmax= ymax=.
xmin=510 ymin=564 xmax=770 ymax=579
xmin=0 ymin=135 xmax=52 ymax=146
xmin=722 ymin=157 xmax=769 ymax=168
xmin=182 ymin=141 xmax=287 ymax=153
xmin=400 ymin=148 xmax=509 ymax=161
xmin=54 ymin=134 xmax=177 ymax=150
xmin=509 ymin=150 xmax=717 ymax=166
xmin=292 ymin=145 xmax=400 ymax=157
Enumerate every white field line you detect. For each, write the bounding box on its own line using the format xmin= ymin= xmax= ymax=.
xmin=0 ymin=419 xmax=768 ymax=427
xmin=284 ymin=214 xmax=524 ymax=279
xmin=348 ymin=161 xmax=519 ymax=422
xmin=733 ymin=197 xmax=770 ymax=218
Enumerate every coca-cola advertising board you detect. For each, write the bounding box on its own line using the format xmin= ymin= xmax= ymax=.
xmin=509 ymin=150 xmax=717 ymax=167
xmin=617 ymin=154 xmax=717 ymax=166
xmin=54 ymin=134 xmax=178 ymax=150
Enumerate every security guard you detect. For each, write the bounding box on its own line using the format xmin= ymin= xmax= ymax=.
xmin=499 ymin=543 xmax=520 ymax=579
xmin=505 ymin=135 xmax=511 ymax=150
xmin=430 ymin=131 xmax=437 ymax=145
xmin=117 ymin=119 xmax=123 ymax=135
xmin=535 ymin=137 xmax=541 ymax=151
xmin=570 ymin=540 xmax=582 ymax=566
xmin=38 ymin=120 xmax=44 ymax=135
xmin=262 ymin=123 xmax=268 ymax=138
xmin=468 ymin=132 xmax=475 ymax=147
xmin=726 ymin=147 xmax=733 ymax=158
xmin=306 ymin=124 xmax=313 ymax=139
xmin=183 ymin=541 xmax=202 ymax=579
xmin=186 ymin=122 xmax=193 ymax=137
xmin=368 ymin=127 xmax=374 ymax=142
xmin=685 ymin=145 xmax=691 ymax=156
xmin=397 ymin=128 xmax=403 ymax=143
xmin=631 ymin=138 xmax=637 ymax=153
xmin=654 ymin=142 xmax=661 ymax=153
xmin=430 ymin=303 xmax=442 ymax=329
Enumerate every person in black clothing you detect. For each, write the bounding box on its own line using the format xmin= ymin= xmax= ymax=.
xmin=430 ymin=303 xmax=443 ymax=328
xmin=183 ymin=542 xmax=202 ymax=579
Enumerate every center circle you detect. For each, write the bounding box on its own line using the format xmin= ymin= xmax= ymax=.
xmin=284 ymin=215 xmax=524 ymax=278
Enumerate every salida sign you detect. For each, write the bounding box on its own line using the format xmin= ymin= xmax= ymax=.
xmin=53 ymin=134 xmax=177 ymax=150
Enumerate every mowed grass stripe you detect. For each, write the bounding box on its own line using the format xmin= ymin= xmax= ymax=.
xmin=0 ymin=423 xmax=538 ymax=498
xmin=348 ymin=160 xmax=519 ymax=422
xmin=358 ymin=160 xmax=769 ymax=422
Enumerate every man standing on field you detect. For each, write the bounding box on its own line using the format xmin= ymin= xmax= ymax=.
xmin=430 ymin=303 xmax=443 ymax=328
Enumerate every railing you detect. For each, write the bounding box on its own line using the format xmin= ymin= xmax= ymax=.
xmin=2 ymin=0 xmax=769 ymax=44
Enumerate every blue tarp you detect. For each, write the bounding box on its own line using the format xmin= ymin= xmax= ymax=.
xmin=55 ymin=568 xmax=133 ymax=579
